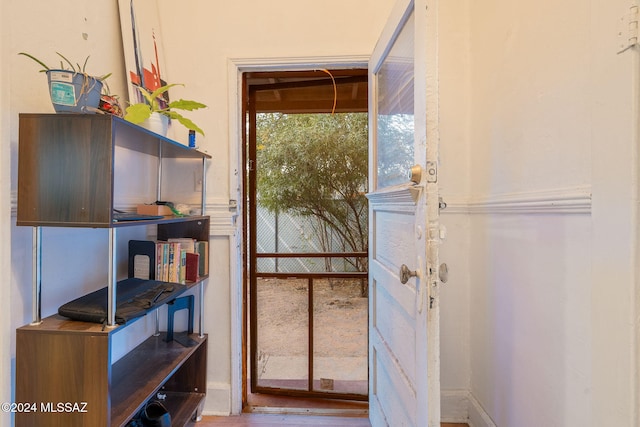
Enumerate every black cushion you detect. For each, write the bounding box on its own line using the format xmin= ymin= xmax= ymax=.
xmin=58 ymin=278 xmax=187 ymax=324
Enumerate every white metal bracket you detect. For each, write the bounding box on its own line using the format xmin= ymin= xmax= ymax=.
xmin=618 ymin=5 xmax=639 ymax=54
xmin=426 ymin=161 xmax=437 ymax=183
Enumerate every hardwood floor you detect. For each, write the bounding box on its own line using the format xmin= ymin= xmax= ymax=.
xmin=198 ymin=415 xmax=468 ymax=427
xmin=199 ymin=414 xmax=370 ymax=427
xmin=197 ymin=393 xmax=468 ymax=426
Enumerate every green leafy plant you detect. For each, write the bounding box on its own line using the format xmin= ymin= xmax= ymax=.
xmin=256 ymin=112 xmax=369 ymax=295
xmin=18 ymin=51 xmax=112 ymax=81
xmin=124 ymin=84 xmax=206 ymax=136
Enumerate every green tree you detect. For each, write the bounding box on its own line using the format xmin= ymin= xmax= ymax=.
xmin=376 ymin=113 xmax=414 ymax=187
xmin=256 ymin=112 xmax=368 ymax=283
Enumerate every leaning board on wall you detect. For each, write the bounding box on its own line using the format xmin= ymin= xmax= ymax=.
xmin=14 ymin=114 xmax=211 ymax=427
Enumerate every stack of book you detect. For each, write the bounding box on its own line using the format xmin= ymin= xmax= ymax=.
xmin=128 ymin=239 xmax=209 ymax=284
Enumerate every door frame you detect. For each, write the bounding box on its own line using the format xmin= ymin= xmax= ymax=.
xmin=227 ymin=55 xmax=370 ymax=414
xmin=245 ymin=70 xmax=369 ymax=401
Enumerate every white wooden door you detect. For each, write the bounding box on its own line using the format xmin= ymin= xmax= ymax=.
xmin=367 ymin=0 xmax=440 ymax=425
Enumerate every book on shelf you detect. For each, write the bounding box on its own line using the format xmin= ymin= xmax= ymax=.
xmin=179 ymin=248 xmax=187 ymax=284
xmin=185 ymin=252 xmax=200 ymax=282
xmin=130 ymin=239 xmax=208 ymax=284
xmin=156 ymin=241 xmax=170 ymax=282
xmin=195 ymin=241 xmax=209 ymax=276
xmin=168 ymin=242 xmax=178 ymax=283
xmin=168 ymin=237 xmax=197 ymax=254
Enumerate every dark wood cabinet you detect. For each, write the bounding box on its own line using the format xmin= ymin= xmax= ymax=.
xmin=16 ymin=318 xmax=207 ymax=427
xmin=14 ymin=114 xmax=211 ymax=426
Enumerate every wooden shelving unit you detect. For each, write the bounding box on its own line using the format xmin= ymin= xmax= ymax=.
xmin=16 ymin=113 xmax=209 ymax=229
xmin=14 ymin=114 xmax=211 ymax=426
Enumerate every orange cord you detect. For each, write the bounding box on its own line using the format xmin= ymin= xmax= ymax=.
xmin=320 ymin=69 xmax=337 ymax=114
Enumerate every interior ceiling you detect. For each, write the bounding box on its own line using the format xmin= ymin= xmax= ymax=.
xmin=246 ymin=69 xmax=368 ymax=114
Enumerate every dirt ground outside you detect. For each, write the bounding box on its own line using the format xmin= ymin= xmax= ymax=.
xmin=254 ymin=277 xmax=368 ymax=394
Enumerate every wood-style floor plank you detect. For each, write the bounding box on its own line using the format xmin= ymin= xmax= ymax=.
xmin=198 ymin=415 xmax=468 ymax=427
xmin=199 ymin=414 xmax=370 ymax=426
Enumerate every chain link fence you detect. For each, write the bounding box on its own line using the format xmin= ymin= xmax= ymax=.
xmin=256 ymin=204 xmax=365 ymax=274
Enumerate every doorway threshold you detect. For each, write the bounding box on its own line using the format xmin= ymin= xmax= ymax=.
xmin=245 ymin=393 xmax=368 ymax=417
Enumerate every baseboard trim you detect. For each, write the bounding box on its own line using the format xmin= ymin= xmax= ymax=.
xmin=467 ymin=392 xmax=497 ymax=427
xmin=441 ymin=389 xmax=496 ymax=427
xmin=202 ymin=381 xmax=232 ymax=416
xmin=441 ymin=389 xmax=469 ymax=423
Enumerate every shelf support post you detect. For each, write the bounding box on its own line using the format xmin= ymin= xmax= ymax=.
xmin=199 ymin=281 xmax=205 ymax=338
xmin=107 ymin=228 xmax=117 ymax=327
xmin=201 ymin=157 xmax=207 ymax=215
xmin=155 ymin=311 xmax=160 ymax=336
xmin=31 ymin=226 xmax=42 ymax=325
xmin=157 ymin=143 xmax=163 ymax=201
xmin=155 ymin=142 xmax=164 ymax=335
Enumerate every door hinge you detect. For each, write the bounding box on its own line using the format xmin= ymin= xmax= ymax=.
xmin=618 ymin=5 xmax=639 ymax=54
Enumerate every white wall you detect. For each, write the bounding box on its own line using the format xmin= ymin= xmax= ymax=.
xmin=0 ymin=1 xmax=12 ymax=426
xmin=438 ymin=0 xmax=473 ymax=418
xmin=467 ymin=1 xmax=639 ymax=426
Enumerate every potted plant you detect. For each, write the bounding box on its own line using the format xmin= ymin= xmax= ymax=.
xmin=124 ymin=83 xmax=206 ymax=136
xmin=19 ymin=52 xmax=112 ymax=114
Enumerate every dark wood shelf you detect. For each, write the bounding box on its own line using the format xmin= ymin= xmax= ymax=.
xmin=19 ymin=113 xmax=211 ymax=160
xmin=113 ymin=392 xmax=205 ymax=427
xmin=111 ymin=334 xmax=207 ymax=427
xmin=18 ymin=214 xmax=212 ymax=229
xmin=113 ymin=214 xmax=209 ymax=228
xmin=18 ymin=272 xmax=208 ymax=334
xmin=161 ymin=392 xmax=207 ymax=426
xmin=18 ymin=313 xmax=115 ymax=335
xmin=16 ymin=113 xmax=211 ymax=228
xmin=110 ymin=114 xmax=211 ymax=160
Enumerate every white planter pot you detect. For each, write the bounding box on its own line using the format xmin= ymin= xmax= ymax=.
xmin=141 ymin=112 xmax=169 ymax=136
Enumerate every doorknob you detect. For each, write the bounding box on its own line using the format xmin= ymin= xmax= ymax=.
xmin=408 ymin=165 xmax=422 ymax=184
xmin=400 ymin=264 xmax=418 ymax=284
